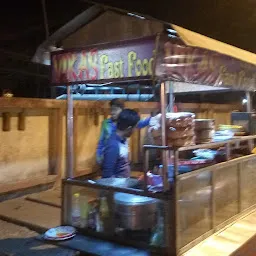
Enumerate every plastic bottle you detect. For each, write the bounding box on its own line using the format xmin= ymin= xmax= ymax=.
xmin=99 ymin=197 xmax=109 ymax=218
xmin=80 ymin=195 xmax=89 ymax=228
xmin=96 ymin=212 xmax=103 ymax=232
xmin=150 ymin=216 xmax=164 ymax=247
xmin=87 ymin=202 xmax=97 ymax=230
xmin=99 ymin=197 xmax=110 ymax=232
xmin=71 ymin=193 xmax=81 ymax=227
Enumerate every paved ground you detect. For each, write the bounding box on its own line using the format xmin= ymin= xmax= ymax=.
xmin=26 ymin=187 xmax=61 ymax=207
xmin=0 ymin=187 xmax=79 ymax=256
xmin=0 ymin=197 xmax=60 ymax=231
xmin=0 ymin=219 xmax=77 ymax=256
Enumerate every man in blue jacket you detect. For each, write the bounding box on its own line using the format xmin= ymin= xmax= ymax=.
xmin=96 ymin=99 xmax=151 ymax=165
xmin=101 ymin=109 xmax=140 ymax=178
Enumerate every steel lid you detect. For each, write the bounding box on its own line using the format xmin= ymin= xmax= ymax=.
xmin=114 ymin=192 xmax=158 ymax=205
xmin=95 ymin=178 xmax=139 ymax=188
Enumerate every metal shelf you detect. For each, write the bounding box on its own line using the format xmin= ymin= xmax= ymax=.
xmin=144 ymin=135 xmax=256 ymax=152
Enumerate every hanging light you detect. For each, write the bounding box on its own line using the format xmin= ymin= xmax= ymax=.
xmin=242 ymin=98 xmax=248 ymax=104
xmin=127 ymin=12 xmax=145 ymax=19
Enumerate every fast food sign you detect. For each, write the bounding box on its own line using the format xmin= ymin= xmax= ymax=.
xmin=51 ymin=35 xmax=256 ymax=90
xmin=51 ymin=37 xmax=156 ymax=85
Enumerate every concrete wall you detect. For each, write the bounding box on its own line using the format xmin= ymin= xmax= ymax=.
xmin=0 ymin=109 xmax=50 ymax=184
xmin=0 ymin=98 xmax=241 ymax=192
xmin=75 ymin=110 xmax=104 ymax=174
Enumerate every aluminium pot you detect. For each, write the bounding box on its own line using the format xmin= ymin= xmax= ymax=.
xmin=114 ymin=192 xmax=159 ymax=230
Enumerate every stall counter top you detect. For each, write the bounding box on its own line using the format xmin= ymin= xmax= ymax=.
xmin=36 ymin=234 xmax=149 ymax=256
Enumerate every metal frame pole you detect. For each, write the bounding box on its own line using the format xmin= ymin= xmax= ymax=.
xmin=237 ymin=163 xmax=242 ymax=213
xmin=66 ymin=86 xmax=74 ymax=178
xmin=211 ymin=169 xmax=216 ymax=230
xmin=143 ymin=148 xmax=149 ymax=192
xmin=174 ymin=149 xmax=180 ymax=251
xmin=62 ymin=86 xmax=74 ymax=226
xmin=246 ymin=91 xmax=252 ymax=112
xmin=160 ymin=82 xmax=169 ymax=191
xmin=160 ymin=82 xmax=176 ymax=255
xmin=168 ymin=81 xmax=174 ymax=112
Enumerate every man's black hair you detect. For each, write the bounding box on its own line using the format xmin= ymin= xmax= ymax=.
xmin=110 ymin=98 xmax=125 ymax=109
xmin=116 ymin=109 xmax=140 ymax=131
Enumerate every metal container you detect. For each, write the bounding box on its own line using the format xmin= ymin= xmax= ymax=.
xmin=95 ymin=178 xmax=141 ymax=189
xmin=114 ymin=192 xmax=158 ymax=230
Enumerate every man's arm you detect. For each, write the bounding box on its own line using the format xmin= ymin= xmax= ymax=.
xmin=136 ymin=117 xmax=151 ymax=129
xmin=102 ymin=140 xmax=119 ymax=178
xmin=136 ymin=113 xmax=162 ymax=129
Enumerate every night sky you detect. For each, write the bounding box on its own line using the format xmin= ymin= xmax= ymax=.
xmin=0 ymin=0 xmax=90 ymax=56
xmin=0 ymin=0 xmax=255 ymax=56
xmin=0 ymin=0 xmax=90 ymax=96
xmin=0 ymin=0 xmax=255 ymax=98
xmin=89 ymin=0 xmax=256 ymax=53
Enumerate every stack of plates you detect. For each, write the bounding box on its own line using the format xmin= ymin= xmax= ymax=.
xmin=195 ymin=119 xmax=215 ymax=144
xmin=219 ymin=124 xmax=246 ymax=136
xmin=44 ymin=226 xmax=76 ymax=241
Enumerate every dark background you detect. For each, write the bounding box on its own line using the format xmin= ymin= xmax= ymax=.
xmin=0 ymin=0 xmax=255 ymax=98
xmin=1 ymin=0 xmax=255 ymax=55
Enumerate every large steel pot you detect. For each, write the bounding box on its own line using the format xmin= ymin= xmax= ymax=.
xmin=114 ymin=192 xmax=158 ymax=230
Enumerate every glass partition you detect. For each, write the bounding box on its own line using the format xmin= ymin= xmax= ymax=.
xmin=240 ymin=157 xmax=256 ymax=210
xmin=178 ymin=170 xmax=212 ymax=248
xmin=214 ymin=164 xmax=239 ymax=226
xmin=178 ymin=155 xmax=256 ymax=251
xmin=61 ymin=154 xmax=256 ymax=255
xmin=62 ymin=180 xmax=167 ymax=253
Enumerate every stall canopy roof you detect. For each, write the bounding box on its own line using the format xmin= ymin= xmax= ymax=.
xmin=84 ymin=0 xmax=256 ymax=53
xmin=36 ymin=4 xmax=256 ymax=92
xmin=32 ymin=4 xmax=256 ymax=67
xmin=172 ymin=24 xmax=256 ymax=66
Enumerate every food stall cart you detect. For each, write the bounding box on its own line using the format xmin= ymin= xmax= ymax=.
xmin=49 ymin=34 xmax=256 ymax=255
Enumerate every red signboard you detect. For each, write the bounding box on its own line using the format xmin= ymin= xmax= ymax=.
xmin=51 ymin=37 xmax=156 ymax=85
xmin=50 ymin=35 xmax=256 ymax=91
xmin=155 ymin=37 xmax=256 ymax=91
